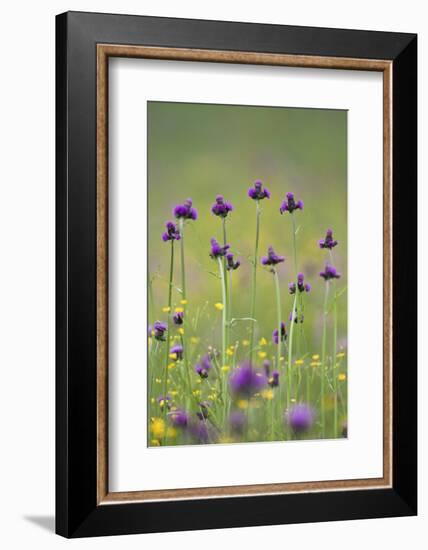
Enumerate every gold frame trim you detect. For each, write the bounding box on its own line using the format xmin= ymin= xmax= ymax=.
xmin=96 ymin=44 xmax=393 ymax=504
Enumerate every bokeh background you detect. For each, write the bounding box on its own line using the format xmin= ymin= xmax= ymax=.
xmin=148 ymin=101 xmax=347 ymax=357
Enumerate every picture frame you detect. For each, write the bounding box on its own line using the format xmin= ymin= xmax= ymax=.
xmin=56 ymin=11 xmax=417 ymax=538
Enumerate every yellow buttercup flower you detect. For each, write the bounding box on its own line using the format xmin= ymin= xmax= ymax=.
xmin=226 ymin=349 xmax=234 ymax=357
xmin=162 ymin=306 xmax=171 ymax=313
xmin=310 ymin=361 xmax=321 ymax=367
xmin=178 ymin=327 xmax=185 ymax=335
xmin=237 ymin=399 xmax=249 ymax=410
xmin=258 ymin=351 xmax=267 ymax=359
xmin=337 ymin=352 xmax=346 ymax=358
xmin=338 ymin=373 xmax=347 ymax=381
xmin=242 ymin=339 xmax=250 ymax=347
xmin=221 ymin=365 xmax=230 ymax=372
xmin=190 ymin=336 xmax=200 ymax=344
xmin=167 ymin=363 xmax=175 ymax=370
xmin=214 ymin=302 xmax=224 ymax=310
xmin=262 ymin=389 xmax=274 ymax=400
xmin=180 ymin=299 xmax=188 ymax=305
xmin=295 ymin=359 xmax=304 ymax=366
xmin=312 ymin=354 xmax=320 ymax=360
xmin=192 ymin=389 xmax=201 ymax=397
xmin=259 ymin=337 xmax=268 ymax=346
xmin=175 ymin=307 xmax=184 ymax=313
xmin=150 ymin=417 xmax=165 ymax=438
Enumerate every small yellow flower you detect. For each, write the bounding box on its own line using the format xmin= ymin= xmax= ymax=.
xmin=155 ymin=378 xmax=162 ymax=384
xmin=310 ymin=361 xmax=321 ymax=367
xmin=169 ymin=353 xmax=178 ymax=360
xmin=167 ymin=427 xmax=177 ymax=438
xmin=150 ymin=417 xmax=165 ymax=438
xmin=178 ymin=327 xmax=185 ymax=335
xmin=242 ymin=339 xmax=250 ymax=347
xmin=337 ymin=352 xmax=346 ymax=358
xmin=259 ymin=337 xmax=268 ymax=346
xmin=338 ymin=373 xmax=347 ymax=381
xmin=290 ymin=398 xmax=296 ymax=403
xmin=295 ymin=359 xmax=304 ymax=365
xmin=196 ymin=378 xmax=202 ymax=384
xmin=258 ymin=351 xmax=267 ymax=359
xmin=170 ymin=390 xmax=178 ymax=397
xmin=312 ymin=354 xmax=320 ymax=360
xmin=180 ymin=299 xmax=188 ymax=305
xmin=192 ymin=389 xmax=201 ymax=397
xmin=237 ymin=399 xmax=249 ymax=410
xmin=221 ymin=365 xmax=230 ymax=372
xmin=262 ymin=389 xmax=274 ymax=400
xmin=214 ymin=302 xmax=224 ymax=310
xmin=150 ymin=397 xmax=155 ymax=404
xmin=162 ymin=306 xmax=171 ymax=313
xmin=226 ymin=349 xmax=234 ymax=357
xmin=151 ymin=330 xmax=155 ymax=337
xmin=150 ymin=439 xmax=160 ymax=446
xmin=190 ymin=336 xmax=200 ymax=344
xmin=167 ymin=363 xmax=175 ymax=370
xmin=175 ymin=307 xmax=184 ymax=313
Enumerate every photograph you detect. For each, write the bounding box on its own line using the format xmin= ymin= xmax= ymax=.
xmin=147 ymin=101 xmax=348 ymax=446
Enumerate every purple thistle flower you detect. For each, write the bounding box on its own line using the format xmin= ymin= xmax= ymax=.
xmin=196 ymin=401 xmax=211 ymax=420
xmin=229 ymin=363 xmax=267 ymax=398
xmin=289 ymin=273 xmax=311 ymax=294
xmin=263 ymin=359 xmax=271 ymax=376
xmin=289 ymin=309 xmax=304 ymax=324
xmin=229 ymin=410 xmax=247 ymax=435
xmin=226 ymin=252 xmax=240 ymax=271
xmin=173 ymin=198 xmax=198 ymax=221
xmin=286 ymin=403 xmax=315 ymax=433
xmin=147 ymin=324 xmax=153 ymax=337
xmin=211 ymin=195 xmax=233 ymax=218
xmin=319 ymin=264 xmax=341 ymax=281
xmin=273 ymin=322 xmax=287 ymax=344
xmin=173 ymin=311 xmax=184 ymax=325
xmin=261 ymin=246 xmax=285 ymax=266
xmin=153 ymin=321 xmax=167 ymax=341
xmin=194 ymin=355 xmax=212 ymax=379
xmin=268 ymin=371 xmax=280 ymax=388
xmin=170 ymin=344 xmax=183 ymax=361
xmin=280 ymin=192 xmax=304 ymax=214
xmin=209 ymin=237 xmax=230 ymax=259
xmin=157 ymin=394 xmax=171 ymax=411
xmin=248 ymin=180 xmax=270 ymax=201
xmin=319 ymin=228 xmax=338 ymax=249
xmin=189 ymin=418 xmax=215 ymax=444
xmin=162 ymin=220 xmax=181 ymax=242
xmin=168 ymin=408 xmax=189 ymax=428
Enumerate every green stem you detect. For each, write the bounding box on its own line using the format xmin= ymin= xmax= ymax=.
xmin=179 ymin=219 xmax=186 ymax=300
xmin=273 ymin=270 xmax=282 ymax=372
xmin=222 ymin=217 xmax=229 ymax=351
xmin=291 ymin=213 xmax=298 ymax=278
xmin=320 ymin=281 xmax=330 ymax=438
xmin=287 ymin=291 xmax=298 ymax=409
xmin=162 ymin=240 xmax=174 ymax=444
xmin=217 ymin=257 xmax=227 ymax=369
xmin=329 ymin=250 xmax=338 ymax=437
xmin=249 ymin=200 xmax=261 ymax=362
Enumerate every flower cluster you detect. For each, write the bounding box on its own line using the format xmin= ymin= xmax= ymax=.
xmin=152 ymin=321 xmax=167 ymax=341
xmin=173 ymin=198 xmax=198 ymax=220
xmin=226 ymin=252 xmax=240 ymax=271
xmin=319 ymin=265 xmax=341 ymax=281
xmin=162 ymin=221 xmax=181 ymax=242
xmin=248 ymin=180 xmax=270 ymax=200
xmin=319 ymin=228 xmax=338 ymax=249
xmin=209 ymin=238 xmax=230 ymax=259
xmin=286 ymin=404 xmax=314 ymax=433
xmin=261 ymin=246 xmax=285 ymax=267
xmin=272 ymin=322 xmax=287 ymax=345
xmin=173 ymin=310 xmax=184 ymax=325
xmin=289 ymin=273 xmax=311 ymax=294
xmin=169 ymin=344 xmax=183 ymax=361
xmin=280 ymin=192 xmax=303 ymax=214
xmin=194 ymin=355 xmax=213 ymax=379
xmin=229 ymin=363 xmax=267 ymax=398
xmin=211 ymin=195 xmax=233 ymax=217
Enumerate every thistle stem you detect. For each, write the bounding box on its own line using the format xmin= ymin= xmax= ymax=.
xmin=222 ymin=217 xmax=229 ymax=350
xmin=217 ymin=257 xmax=227 ymax=369
xmin=273 ymin=269 xmax=282 ymax=372
xmin=287 ymin=291 xmax=298 ymax=408
xmin=249 ymin=200 xmax=261 ymax=362
xmin=162 ymin=240 xmax=174 ymax=444
xmin=320 ymin=281 xmax=330 ymax=438
xmin=329 ymin=250 xmax=338 ymax=437
xmin=179 ymin=218 xmax=186 ymax=300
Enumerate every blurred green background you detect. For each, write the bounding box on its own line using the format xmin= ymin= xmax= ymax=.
xmin=148 ymin=101 xmax=347 ymax=356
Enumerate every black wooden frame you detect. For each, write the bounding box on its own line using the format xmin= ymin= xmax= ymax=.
xmin=56 ymin=11 xmax=417 ymax=538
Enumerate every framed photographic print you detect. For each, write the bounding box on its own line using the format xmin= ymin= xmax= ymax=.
xmin=56 ymin=11 xmax=417 ymax=537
